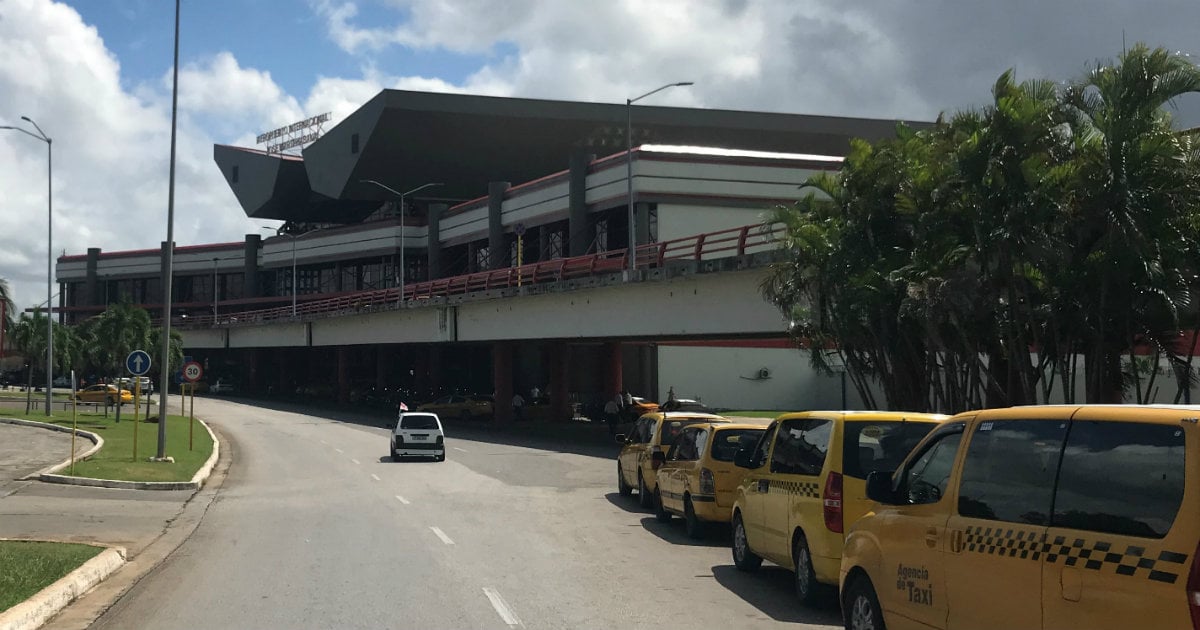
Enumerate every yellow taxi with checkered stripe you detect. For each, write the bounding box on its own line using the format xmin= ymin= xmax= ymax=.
xmin=652 ymin=420 xmax=771 ymax=538
xmin=840 ymin=405 xmax=1200 ymax=630
xmin=730 ymin=411 xmax=947 ymax=607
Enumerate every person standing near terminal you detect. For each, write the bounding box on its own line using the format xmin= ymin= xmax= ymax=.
xmin=604 ymin=396 xmax=620 ymax=434
xmin=512 ymin=391 xmax=525 ymax=421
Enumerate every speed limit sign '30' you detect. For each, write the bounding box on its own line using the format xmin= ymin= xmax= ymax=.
xmin=182 ymin=361 xmax=203 ymax=383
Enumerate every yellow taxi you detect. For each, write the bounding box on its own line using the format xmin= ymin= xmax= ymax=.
xmin=731 ymin=411 xmax=947 ymax=607
xmin=653 ymin=420 xmax=770 ymax=538
xmin=417 ymin=394 xmax=494 ymax=421
xmin=74 ymin=384 xmax=133 ymax=405
xmin=616 ymin=411 xmax=732 ymax=508
xmin=841 ymin=404 xmax=1200 ymax=630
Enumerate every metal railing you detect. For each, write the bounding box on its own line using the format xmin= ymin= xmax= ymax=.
xmin=176 ymin=222 xmax=780 ymax=328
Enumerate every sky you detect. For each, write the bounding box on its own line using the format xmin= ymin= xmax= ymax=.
xmin=1 ymin=0 xmax=1199 ymax=311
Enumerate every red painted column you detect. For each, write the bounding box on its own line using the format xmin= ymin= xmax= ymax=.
xmin=337 ymin=346 xmax=350 ymax=404
xmin=549 ymin=343 xmax=570 ymax=422
xmin=493 ymin=342 xmax=514 ymax=422
xmin=603 ymin=341 xmax=623 ymax=402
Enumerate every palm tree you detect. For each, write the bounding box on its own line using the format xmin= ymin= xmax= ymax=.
xmin=0 ymin=277 xmax=13 ymax=354
xmin=91 ymin=301 xmax=152 ymax=420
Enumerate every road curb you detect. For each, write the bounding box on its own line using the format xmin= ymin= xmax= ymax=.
xmin=1 ymin=417 xmax=219 ymax=491
xmin=0 ymin=419 xmax=104 ymax=478
xmin=0 ymin=543 xmax=126 ymax=630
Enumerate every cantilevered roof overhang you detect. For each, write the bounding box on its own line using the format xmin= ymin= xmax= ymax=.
xmin=215 ymin=89 xmax=920 ymax=223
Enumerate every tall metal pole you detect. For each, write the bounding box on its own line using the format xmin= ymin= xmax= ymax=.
xmin=44 ymin=131 xmax=51 ymax=415
xmin=624 ymin=82 xmax=693 ymax=271
xmin=358 ymin=180 xmax=443 ymax=307
xmin=291 ymin=235 xmax=297 ymax=317
xmin=211 ymin=257 xmax=218 ymax=319
xmin=156 ymin=0 xmax=180 ymax=458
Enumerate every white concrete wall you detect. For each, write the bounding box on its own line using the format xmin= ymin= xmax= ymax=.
xmin=656 ymin=203 xmax=777 ymax=248
xmin=260 ymin=224 xmax=424 ymax=269
xmin=454 ymin=268 xmax=786 ymax=341
xmin=180 ymin=327 xmax=226 ymax=349
xmin=228 ymin=322 xmax=306 ymax=348
xmin=657 ymin=345 xmax=853 ymax=411
xmin=311 ymin=307 xmax=454 ymax=346
xmin=440 ymin=205 xmax=489 ymax=244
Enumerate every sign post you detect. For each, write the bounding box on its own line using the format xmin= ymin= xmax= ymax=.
xmin=181 ymin=361 xmax=203 ymax=452
xmin=70 ymin=370 xmax=77 ymax=475
xmin=127 ymin=350 xmax=152 ymax=462
xmin=514 ymin=223 xmax=526 ymax=286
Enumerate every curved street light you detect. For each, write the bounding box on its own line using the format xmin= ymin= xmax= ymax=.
xmin=626 ymin=82 xmax=693 ymax=271
xmin=360 ymin=180 xmax=444 ymax=306
xmin=1 ymin=116 xmax=53 ymax=416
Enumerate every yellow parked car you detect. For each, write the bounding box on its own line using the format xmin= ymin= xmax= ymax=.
xmin=616 ymin=411 xmax=732 ymax=508
xmin=841 ymin=404 xmax=1200 ymax=630
xmin=417 ymin=394 xmax=493 ymax=421
xmin=74 ymin=384 xmax=133 ymax=405
xmin=653 ymin=420 xmax=770 ymax=538
xmin=731 ymin=411 xmax=947 ymax=607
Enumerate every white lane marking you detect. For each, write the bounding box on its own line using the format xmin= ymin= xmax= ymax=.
xmin=351 ymin=458 xmax=360 ymax=465
xmin=429 ymin=526 xmax=455 ymax=545
xmin=371 ymin=474 xmax=380 ymax=481
xmin=483 ymin=587 xmax=522 ymax=627
xmin=320 ymin=440 xmax=327 ymax=445
xmin=453 ymin=447 xmax=467 ymax=452
xmin=395 ymin=495 xmax=410 ymax=505
xmin=334 ymin=448 xmax=344 ymax=454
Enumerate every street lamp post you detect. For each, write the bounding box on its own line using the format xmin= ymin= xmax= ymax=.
xmin=359 ymin=180 xmax=443 ymax=306
xmin=1 ymin=116 xmax=53 ymax=415
xmin=155 ymin=0 xmax=181 ymax=459
xmin=625 ymin=82 xmax=693 ymax=271
xmin=211 ymin=257 xmax=219 ymax=320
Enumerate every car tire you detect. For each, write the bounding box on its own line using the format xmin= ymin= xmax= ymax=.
xmin=729 ymin=511 xmax=758 ymax=568
xmin=843 ymin=576 xmax=886 ymax=630
xmin=732 ymin=511 xmax=762 ymax=572
xmin=617 ymin=464 xmax=632 ymax=496
xmin=793 ymin=533 xmax=830 ymax=607
xmin=654 ymin=490 xmax=672 ymax=522
xmin=391 ymin=447 xmax=402 ymax=462
xmin=637 ymin=472 xmax=653 ymax=508
xmin=684 ymin=495 xmax=705 ymax=539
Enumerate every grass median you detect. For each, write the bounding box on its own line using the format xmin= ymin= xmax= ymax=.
xmin=0 ymin=540 xmax=103 ymax=612
xmin=0 ymin=405 xmax=213 ymax=482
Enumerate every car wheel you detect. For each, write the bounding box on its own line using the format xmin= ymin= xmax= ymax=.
xmin=684 ymin=495 xmax=705 ymax=539
xmin=844 ymin=576 xmax=886 ymax=630
xmin=732 ymin=511 xmax=762 ymax=572
xmin=637 ymin=472 xmax=653 ymax=508
xmin=654 ymin=490 xmax=672 ymax=522
xmin=793 ymin=533 xmax=830 ymax=607
xmin=617 ymin=463 xmax=632 ymax=496
xmin=391 ymin=446 xmax=402 ymax=462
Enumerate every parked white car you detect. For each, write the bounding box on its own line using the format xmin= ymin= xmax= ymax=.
xmin=209 ymin=379 xmax=235 ymax=394
xmin=391 ymin=412 xmax=445 ymax=462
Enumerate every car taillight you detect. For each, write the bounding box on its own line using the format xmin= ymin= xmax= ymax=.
xmin=1187 ymin=539 xmax=1200 ymax=629
xmin=395 ymin=435 xmax=404 ymax=444
xmin=699 ymin=468 xmax=715 ymax=495
xmin=436 ymin=435 xmax=443 ymax=445
xmin=823 ymin=471 xmax=843 ymax=533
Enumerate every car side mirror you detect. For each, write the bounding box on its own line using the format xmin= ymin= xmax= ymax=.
xmin=614 ymin=434 xmax=628 ymax=445
xmin=734 ymin=447 xmax=756 ymax=469
xmin=866 ymin=470 xmax=897 ymax=504
xmin=651 ymin=450 xmax=666 ymax=470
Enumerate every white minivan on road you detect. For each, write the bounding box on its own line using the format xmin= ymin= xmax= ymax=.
xmin=391 ymin=412 xmax=445 ymax=462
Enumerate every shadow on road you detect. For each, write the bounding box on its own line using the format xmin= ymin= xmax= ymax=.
xmin=219 ymin=396 xmax=620 ymax=460
xmin=638 ymin=516 xmax=729 ymax=548
xmin=604 ymin=491 xmax=649 ymax=514
xmin=710 ymin=564 xmax=843 ymax=625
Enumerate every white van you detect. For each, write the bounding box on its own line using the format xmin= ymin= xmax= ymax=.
xmin=391 ymin=412 xmax=445 ymax=462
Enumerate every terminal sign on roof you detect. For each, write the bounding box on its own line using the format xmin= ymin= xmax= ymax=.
xmin=256 ymin=112 xmax=331 ymax=154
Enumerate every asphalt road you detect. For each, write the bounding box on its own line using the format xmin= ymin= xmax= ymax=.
xmin=89 ymin=397 xmax=841 ymax=629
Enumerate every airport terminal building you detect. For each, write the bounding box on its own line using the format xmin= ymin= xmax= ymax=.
xmin=55 ymin=90 xmax=915 ymax=415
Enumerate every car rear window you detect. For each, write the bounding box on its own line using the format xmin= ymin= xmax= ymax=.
xmin=659 ymin=419 xmax=710 ymax=445
xmin=842 ymin=420 xmax=940 ymax=480
xmin=711 ymin=428 xmax=765 ymax=462
xmin=400 ymin=414 xmax=439 ymax=430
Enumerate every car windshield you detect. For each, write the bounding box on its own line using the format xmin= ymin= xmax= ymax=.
xmin=400 ymin=415 xmax=439 ymax=430
xmin=842 ymin=421 xmax=940 ymax=480
xmin=710 ymin=428 xmax=765 ymax=462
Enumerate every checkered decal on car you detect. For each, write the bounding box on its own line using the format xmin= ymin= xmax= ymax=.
xmin=766 ymin=479 xmax=820 ymax=498
xmin=962 ymin=526 xmax=1189 ymax=585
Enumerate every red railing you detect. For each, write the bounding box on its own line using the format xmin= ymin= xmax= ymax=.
xmin=177 ymin=222 xmax=780 ymax=328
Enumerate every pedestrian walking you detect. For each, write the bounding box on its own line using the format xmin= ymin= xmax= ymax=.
xmin=530 ymin=385 xmax=541 ymax=403
xmin=512 ymin=392 xmax=525 ymax=421
xmin=604 ymin=397 xmax=621 ymax=434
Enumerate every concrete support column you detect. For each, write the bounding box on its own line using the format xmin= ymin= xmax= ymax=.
xmin=85 ymin=247 xmax=100 ymax=306
xmin=488 ymin=182 xmax=510 ymax=270
xmin=247 ymin=349 xmax=262 ymax=393
xmin=276 ymin=349 xmax=289 ymax=394
xmin=376 ymin=346 xmax=390 ymax=390
xmin=243 ymin=234 xmax=261 ymax=298
xmin=602 ymin=341 xmax=623 ymax=401
xmin=568 ymin=150 xmax=594 ymax=257
xmin=428 ymin=345 xmax=443 ymax=394
xmin=334 ymin=262 xmax=344 ymax=292
xmin=337 ymin=347 xmax=350 ymax=404
xmin=414 ymin=346 xmax=430 ymax=399
xmin=492 ymin=342 xmax=514 ymax=422
xmin=549 ymin=343 xmax=570 ymax=422
xmin=428 ymin=203 xmax=447 ymax=279
xmin=635 ymin=202 xmax=653 ymax=245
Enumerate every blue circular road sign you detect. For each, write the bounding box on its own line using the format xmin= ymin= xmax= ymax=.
xmin=126 ymin=350 xmax=152 ymax=376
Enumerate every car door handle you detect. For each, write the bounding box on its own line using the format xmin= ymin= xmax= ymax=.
xmin=925 ymin=527 xmax=939 ymax=548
